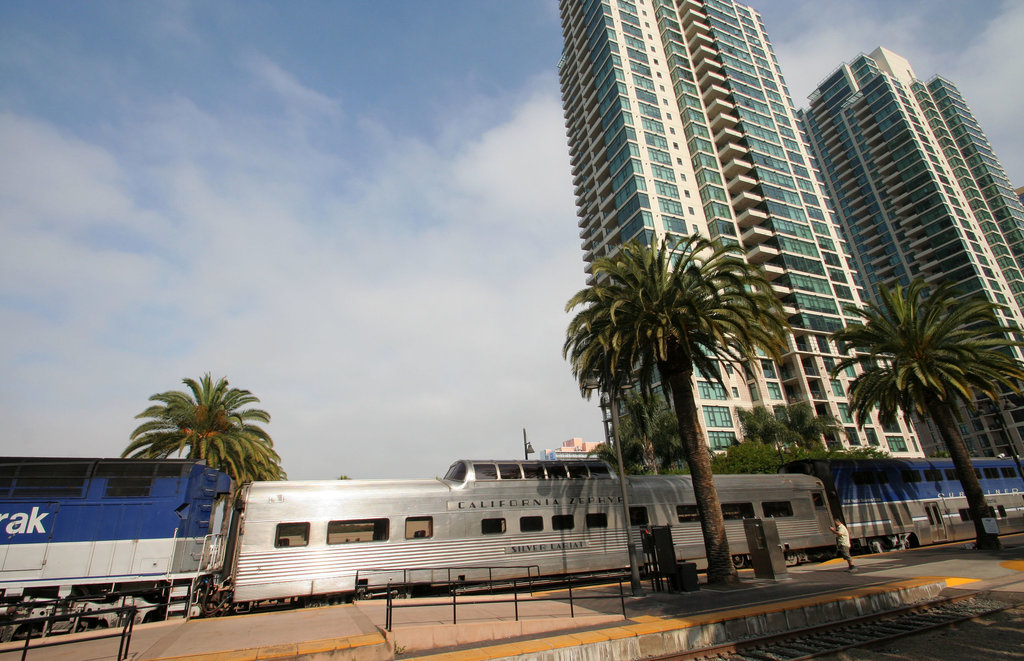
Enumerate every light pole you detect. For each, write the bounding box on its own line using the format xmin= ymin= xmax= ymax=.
xmin=586 ymin=377 xmax=643 ymax=595
xmin=523 ymin=428 xmax=535 ymax=460
xmin=985 ymin=398 xmax=1023 ymax=477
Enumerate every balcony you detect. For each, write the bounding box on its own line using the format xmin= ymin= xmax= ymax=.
xmin=731 ymin=190 xmax=764 ymax=212
xmin=703 ymin=83 xmax=731 ymax=104
xmin=741 ymin=225 xmax=772 ymax=247
xmin=746 ymin=244 xmax=780 ymax=264
xmin=727 ymin=172 xmax=758 ymax=195
xmin=718 ymin=140 xmax=749 ymax=162
xmin=721 ymin=156 xmax=754 ymax=180
xmin=761 ymin=262 xmax=785 ymax=281
xmin=709 ymin=111 xmax=739 ymax=133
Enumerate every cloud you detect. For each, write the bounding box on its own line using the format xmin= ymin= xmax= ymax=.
xmin=0 ymin=58 xmax=602 ymax=479
xmin=757 ymin=0 xmax=1024 ymax=184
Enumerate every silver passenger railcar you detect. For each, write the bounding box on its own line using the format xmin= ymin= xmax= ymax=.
xmin=221 ymin=459 xmax=835 ymax=607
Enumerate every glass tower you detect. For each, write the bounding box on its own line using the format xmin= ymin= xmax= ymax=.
xmin=800 ymin=47 xmax=1024 ymax=459
xmin=557 ymin=0 xmax=919 ymax=455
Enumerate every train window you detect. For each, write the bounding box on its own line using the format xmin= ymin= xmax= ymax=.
xmin=95 ymin=463 xmax=154 ymax=497
xmin=629 ymin=507 xmax=648 ymax=526
xmin=945 ymin=468 xmax=958 ymax=480
xmin=481 ymin=518 xmax=507 ymax=535
xmin=586 ymin=512 xmax=608 ymax=528
xmin=498 ymin=464 xmax=522 ymax=480
xmin=998 ymin=505 xmax=1007 ymax=518
xmin=900 ymin=470 xmax=922 ymax=483
xmin=876 ymin=471 xmax=889 ymax=484
xmin=520 ymin=516 xmax=544 ymax=532
xmin=721 ymin=503 xmax=755 ymax=520
xmin=544 ymin=463 xmax=569 ymax=479
xmin=522 ymin=463 xmax=545 ymax=479
xmin=552 ymin=515 xmax=575 ymax=530
xmin=275 ymin=522 xmax=309 ymax=548
xmin=567 ymin=464 xmax=589 ymax=479
xmin=676 ymin=505 xmax=700 ymax=522
xmin=1002 ymin=467 xmax=1018 ymax=478
xmin=327 ymin=518 xmax=389 ymax=544
xmin=923 ymin=469 xmax=942 ymax=482
xmin=405 ymin=517 xmax=433 ymax=539
xmin=588 ymin=463 xmax=612 ymax=478
xmin=975 ymin=468 xmax=982 ymax=478
xmin=851 ymin=471 xmax=875 ymax=485
xmin=812 ymin=493 xmax=826 ymax=508
xmin=762 ymin=501 xmax=793 ymax=518
xmin=444 ymin=462 xmax=467 ymax=482
xmin=958 ymin=509 xmax=971 ymax=522
xmin=474 ymin=464 xmax=498 ymax=480
xmin=983 ymin=467 xmax=1000 ymax=479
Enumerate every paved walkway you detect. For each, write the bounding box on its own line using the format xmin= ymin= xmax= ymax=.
xmin=2 ymin=534 xmax=1021 ymax=661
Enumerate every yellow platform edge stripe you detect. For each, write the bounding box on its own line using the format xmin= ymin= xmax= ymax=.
xmin=405 ymin=577 xmax=951 ymax=660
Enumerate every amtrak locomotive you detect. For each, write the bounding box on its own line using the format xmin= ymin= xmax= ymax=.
xmin=781 ymin=457 xmax=1024 ymax=552
xmin=0 ymin=457 xmax=232 ymax=639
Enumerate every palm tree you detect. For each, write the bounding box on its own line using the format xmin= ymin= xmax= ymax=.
xmin=124 ymin=374 xmax=286 ymax=485
xmin=831 ymin=280 xmax=1024 ymax=550
xmin=620 ymin=392 xmax=681 ymax=473
xmin=774 ymin=403 xmax=839 ymax=450
xmin=564 ymin=236 xmax=789 ymax=584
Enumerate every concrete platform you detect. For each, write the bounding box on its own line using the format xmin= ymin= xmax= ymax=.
xmin=4 ymin=534 xmax=1022 ymax=661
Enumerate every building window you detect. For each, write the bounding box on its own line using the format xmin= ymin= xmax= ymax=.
xmin=704 ymin=406 xmax=733 ymax=427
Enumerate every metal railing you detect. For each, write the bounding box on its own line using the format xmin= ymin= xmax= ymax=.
xmin=0 ymin=602 xmax=137 ymax=661
xmin=382 ymin=572 xmax=628 ymax=632
xmin=354 ymin=564 xmax=542 ymax=598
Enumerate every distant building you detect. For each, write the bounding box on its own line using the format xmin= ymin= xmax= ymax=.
xmin=800 ymin=47 xmax=1024 ymax=459
xmin=1017 ymin=186 xmax=1024 ymax=208
xmin=557 ymin=0 xmax=919 ymax=455
xmin=544 ymin=437 xmax=603 ymax=460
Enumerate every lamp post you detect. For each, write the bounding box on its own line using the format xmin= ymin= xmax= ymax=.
xmin=523 ymin=428 xmax=535 ymax=461
xmin=985 ymin=398 xmax=1024 ymax=477
xmin=586 ymin=377 xmax=643 ymax=595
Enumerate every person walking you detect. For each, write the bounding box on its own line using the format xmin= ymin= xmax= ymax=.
xmin=830 ymin=517 xmax=857 ymax=572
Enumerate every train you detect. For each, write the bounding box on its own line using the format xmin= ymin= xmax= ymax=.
xmin=780 ymin=457 xmax=1024 ymax=552
xmin=1 ymin=454 xmax=1021 ymax=636
xmin=0 ymin=457 xmax=232 ymax=640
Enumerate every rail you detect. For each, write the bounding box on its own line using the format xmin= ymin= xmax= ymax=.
xmin=354 ymin=564 xmax=542 ymax=597
xmin=383 ymin=572 xmax=628 ymax=631
xmin=0 ymin=603 xmax=137 ymax=661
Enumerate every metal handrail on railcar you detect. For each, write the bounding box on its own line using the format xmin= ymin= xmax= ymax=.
xmin=354 ymin=564 xmax=542 ymax=598
xmin=382 ymin=572 xmax=628 ymax=631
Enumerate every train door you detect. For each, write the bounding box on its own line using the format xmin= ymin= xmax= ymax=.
xmin=924 ymin=502 xmax=948 ymax=543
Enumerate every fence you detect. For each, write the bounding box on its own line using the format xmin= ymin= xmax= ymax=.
xmin=382 ymin=572 xmax=628 ymax=631
xmin=0 ymin=601 xmax=137 ymax=661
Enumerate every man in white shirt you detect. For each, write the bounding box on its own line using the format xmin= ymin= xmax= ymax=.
xmin=829 ymin=517 xmax=857 ymax=572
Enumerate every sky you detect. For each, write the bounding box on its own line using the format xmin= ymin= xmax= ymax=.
xmin=1 ymin=1 xmax=1022 ymax=480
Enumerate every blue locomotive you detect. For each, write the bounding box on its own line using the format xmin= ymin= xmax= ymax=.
xmin=781 ymin=457 xmax=1024 ymax=552
xmin=0 ymin=457 xmax=232 ymax=638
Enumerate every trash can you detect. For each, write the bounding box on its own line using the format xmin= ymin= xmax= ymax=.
xmin=743 ymin=518 xmax=787 ymax=580
xmin=675 ymin=561 xmax=699 ymax=592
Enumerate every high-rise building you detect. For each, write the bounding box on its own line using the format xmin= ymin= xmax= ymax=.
xmin=556 ymin=0 xmax=919 ymax=455
xmin=800 ymin=47 xmax=1024 ymax=459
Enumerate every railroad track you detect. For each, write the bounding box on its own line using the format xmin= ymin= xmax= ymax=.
xmin=653 ymin=595 xmax=1016 ymax=661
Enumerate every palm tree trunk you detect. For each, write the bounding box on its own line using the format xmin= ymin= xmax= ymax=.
xmin=642 ymin=436 xmax=659 ymax=474
xmin=660 ymin=354 xmax=737 ymax=584
xmin=927 ymin=399 xmax=1001 ymax=550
